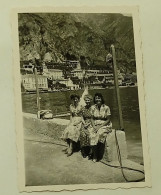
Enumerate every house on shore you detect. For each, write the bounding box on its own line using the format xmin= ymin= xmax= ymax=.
xmin=58 ymin=78 xmax=80 ymax=90
xmin=71 ymin=69 xmax=85 ymax=80
xmin=43 ymin=68 xmax=63 ymax=80
xmin=21 ymin=74 xmax=48 ymax=92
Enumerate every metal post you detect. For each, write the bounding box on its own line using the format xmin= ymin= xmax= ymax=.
xmin=111 ymin=45 xmax=124 ymax=130
xmin=34 ymin=67 xmax=40 ymax=111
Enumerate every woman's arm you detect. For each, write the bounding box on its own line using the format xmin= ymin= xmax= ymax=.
xmin=100 ymin=116 xmax=110 ymax=127
xmin=97 ymin=105 xmax=111 ymax=129
xmin=95 ymin=116 xmax=111 ymax=130
xmin=81 ymin=117 xmax=86 ymax=125
xmin=69 ymin=104 xmax=74 ymax=123
xmin=82 ymin=118 xmax=90 ymax=128
xmin=91 ymin=118 xmax=97 ymax=132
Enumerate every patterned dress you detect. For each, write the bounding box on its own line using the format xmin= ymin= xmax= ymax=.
xmin=61 ymin=104 xmax=82 ymax=143
xmin=91 ymin=104 xmax=112 ymax=144
xmin=79 ymin=106 xmax=93 ymax=147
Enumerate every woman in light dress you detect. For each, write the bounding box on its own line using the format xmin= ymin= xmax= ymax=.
xmin=61 ymin=94 xmax=82 ymax=156
xmin=90 ymin=93 xmax=112 ymax=162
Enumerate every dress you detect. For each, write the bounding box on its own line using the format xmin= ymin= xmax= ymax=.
xmin=61 ymin=104 xmax=82 ymax=143
xmin=79 ymin=106 xmax=93 ymax=147
xmin=91 ymin=104 xmax=112 ymax=144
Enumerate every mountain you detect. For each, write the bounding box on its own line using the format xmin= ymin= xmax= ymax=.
xmin=18 ymin=13 xmax=136 ymax=72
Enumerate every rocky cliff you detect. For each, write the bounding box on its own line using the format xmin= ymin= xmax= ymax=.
xmin=18 ymin=13 xmax=136 ymax=72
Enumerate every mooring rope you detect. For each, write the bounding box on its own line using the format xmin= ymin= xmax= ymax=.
xmin=102 ymin=129 xmax=145 ymax=182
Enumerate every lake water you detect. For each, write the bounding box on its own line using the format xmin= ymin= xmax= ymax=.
xmin=22 ymin=87 xmax=143 ymax=163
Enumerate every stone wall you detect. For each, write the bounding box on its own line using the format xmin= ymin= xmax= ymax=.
xmin=23 ymin=113 xmax=127 ymax=162
xmin=103 ymin=130 xmax=127 ymax=162
xmin=23 ymin=113 xmax=68 ymax=141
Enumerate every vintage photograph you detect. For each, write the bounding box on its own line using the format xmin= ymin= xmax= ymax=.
xmin=12 ymin=7 xmax=150 ymax=191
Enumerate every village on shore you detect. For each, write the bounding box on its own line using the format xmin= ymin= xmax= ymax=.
xmin=21 ymin=54 xmax=137 ymax=93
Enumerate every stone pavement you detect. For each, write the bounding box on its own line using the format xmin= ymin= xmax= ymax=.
xmin=24 ymin=129 xmax=144 ymax=186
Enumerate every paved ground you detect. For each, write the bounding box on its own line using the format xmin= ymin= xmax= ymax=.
xmin=24 ymin=129 xmax=144 ymax=186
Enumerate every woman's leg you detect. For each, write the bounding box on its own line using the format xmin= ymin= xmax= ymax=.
xmin=92 ymin=145 xmax=97 ymax=162
xmin=81 ymin=147 xmax=86 ymax=158
xmin=88 ymin=146 xmax=93 ymax=160
xmin=62 ymin=139 xmax=69 ymax=153
xmin=62 ymin=147 xmax=68 ymax=152
xmin=81 ymin=146 xmax=90 ymax=158
xmin=88 ymin=145 xmax=97 ymax=161
xmin=67 ymin=140 xmax=73 ymax=156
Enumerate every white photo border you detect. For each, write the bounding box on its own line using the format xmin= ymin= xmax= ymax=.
xmin=11 ymin=6 xmax=151 ymax=192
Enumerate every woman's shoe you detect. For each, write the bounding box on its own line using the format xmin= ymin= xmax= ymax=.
xmin=81 ymin=150 xmax=87 ymax=158
xmin=67 ymin=151 xmax=73 ymax=157
xmin=67 ymin=148 xmax=73 ymax=157
xmin=82 ymin=154 xmax=87 ymax=158
xmin=92 ymin=159 xmax=97 ymax=163
xmin=88 ymin=155 xmax=93 ymax=160
xmin=62 ymin=148 xmax=68 ymax=152
xmin=64 ymin=150 xmax=68 ymax=154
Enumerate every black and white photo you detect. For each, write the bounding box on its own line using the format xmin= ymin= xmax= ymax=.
xmin=12 ymin=6 xmax=151 ymax=192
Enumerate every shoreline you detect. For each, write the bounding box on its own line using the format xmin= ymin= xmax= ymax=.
xmin=21 ymin=85 xmax=137 ymax=95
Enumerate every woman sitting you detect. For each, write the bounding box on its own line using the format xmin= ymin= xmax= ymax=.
xmin=90 ymin=93 xmax=112 ymax=162
xmin=79 ymin=94 xmax=93 ymax=158
xmin=61 ymin=94 xmax=82 ymax=156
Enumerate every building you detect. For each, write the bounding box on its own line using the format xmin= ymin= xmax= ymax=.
xmin=97 ymin=73 xmax=113 ymax=78
xmin=87 ymin=72 xmax=123 ymax=86
xmin=71 ymin=62 xmax=85 ymax=79
xmin=47 ymin=69 xmax=63 ymax=79
xmin=43 ymin=52 xmax=53 ymax=62
xmin=70 ymin=61 xmax=84 ymax=79
xmin=21 ymin=63 xmax=34 ymax=73
xmin=71 ymin=69 xmax=84 ymax=79
xmin=103 ymin=73 xmax=123 ymax=85
xmin=85 ymin=69 xmax=110 ymax=77
xmin=63 ymin=60 xmax=80 ymax=68
xmin=59 ymin=78 xmax=79 ymax=90
xmin=42 ymin=65 xmax=49 ymax=76
xmin=21 ymin=74 xmax=48 ymax=91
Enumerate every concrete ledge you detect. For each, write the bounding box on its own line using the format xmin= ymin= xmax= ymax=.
xmin=23 ymin=113 xmax=127 ymax=162
xmin=103 ymin=130 xmax=127 ymax=162
xmin=23 ymin=113 xmax=144 ymax=183
xmin=23 ymin=113 xmax=69 ymax=141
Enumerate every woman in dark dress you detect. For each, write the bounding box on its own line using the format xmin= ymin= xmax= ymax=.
xmin=79 ymin=94 xmax=93 ymax=158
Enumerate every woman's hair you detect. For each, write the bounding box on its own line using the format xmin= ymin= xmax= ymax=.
xmin=70 ymin=94 xmax=80 ymax=100
xmin=93 ymin=93 xmax=105 ymax=104
xmin=84 ymin=94 xmax=93 ymax=101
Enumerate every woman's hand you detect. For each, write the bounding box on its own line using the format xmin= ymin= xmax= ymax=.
xmin=107 ymin=128 xmax=112 ymax=133
xmin=94 ymin=124 xmax=112 ymax=133
xmin=73 ymin=121 xmax=82 ymax=126
xmin=93 ymin=126 xmax=99 ymax=133
xmin=84 ymin=123 xmax=90 ymax=129
xmin=94 ymin=125 xmax=101 ymax=131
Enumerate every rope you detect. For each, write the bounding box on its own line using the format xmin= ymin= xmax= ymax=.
xmin=101 ymin=129 xmax=145 ymax=182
